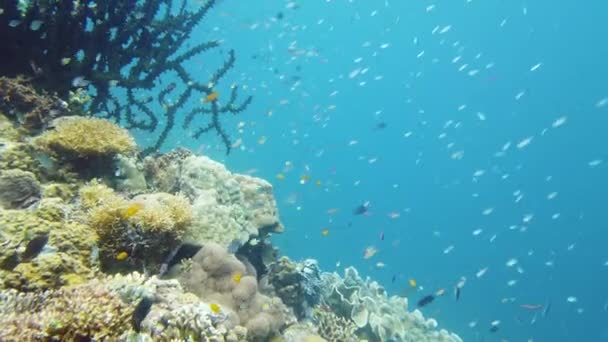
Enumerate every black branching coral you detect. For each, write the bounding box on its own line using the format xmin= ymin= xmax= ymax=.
xmin=0 ymin=0 xmax=251 ymax=154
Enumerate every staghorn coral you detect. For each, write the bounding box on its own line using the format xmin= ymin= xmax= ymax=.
xmin=0 ymin=169 xmax=41 ymax=209
xmin=35 ymin=116 xmax=137 ymax=158
xmin=0 ymin=280 xmax=134 ymax=341
xmin=313 ymin=306 xmax=359 ymax=342
xmin=82 ymin=182 xmax=192 ymax=272
xmin=1 ymin=0 xmax=250 ymax=154
xmin=175 ymin=242 xmax=295 ymax=341
xmin=145 ymin=153 xmax=284 ymax=252
xmin=0 ymin=76 xmax=68 ymax=130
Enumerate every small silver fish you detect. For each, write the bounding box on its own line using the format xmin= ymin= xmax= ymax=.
xmin=72 ymin=76 xmax=90 ymax=88
xmin=8 ymin=20 xmax=21 ymax=27
xmin=29 ymin=20 xmax=43 ymax=31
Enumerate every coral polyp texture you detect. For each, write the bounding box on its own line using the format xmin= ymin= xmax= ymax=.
xmin=1 ymin=0 xmax=251 ymax=154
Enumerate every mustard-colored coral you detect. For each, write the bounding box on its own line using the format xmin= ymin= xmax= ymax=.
xmin=0 ymin=208 xmax=97 ymax=292
xmin=81 ymin=183 xmax=192 ymax=271
xmin=0 ymin=280 xmax=134 ymax=341
xmin=35 ymin=116 xmax=137 ymax=157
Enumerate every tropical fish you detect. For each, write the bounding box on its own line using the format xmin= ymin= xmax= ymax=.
xmin=353 ymin=203 xmax=369 ymax=215
xmin=315 ymin=180 xmax=322 ymax=186
xmin=363 ymin=246 xmax=377 ymax=259
xmin=436 ymin=288 xmax=446 ymax=296
xmin=209 ymin=303 xmax=221 ymax=314
xmin=380 ymin=231 xmax=385 ymax=240
xmin=409 ymin=279 xmax=417 ymax=287
xmin=321 ymin=229 xmax=330 ymax=237
xmin=233 ymin=272 xmax=242 ymax=284
xmin=116 ymin=251 xmax=129 ymax=261
xmin=123 ymin=203 xmax=144 ymax=218
xmin=417 ymin=294 xmax=435 ymax=308
xmin=132 ymin=297 xmax=153 ymax=332
xmin=276 ymin=173 xmax=285 ymax=180
xmin=203 ymin=91 xmax=219 ymax=103
xmin=542 ymin=301 xmax=552 ymax=318
xmin=454 ymin=287 xmax=461 ymax=301
xmin=520 ymin=304 xmax=543 ymax=310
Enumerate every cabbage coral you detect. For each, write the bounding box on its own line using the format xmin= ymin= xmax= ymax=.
xmin=35 ymin=116 xmax=136 ymax=158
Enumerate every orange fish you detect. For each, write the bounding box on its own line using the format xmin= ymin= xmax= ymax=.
xmin=203 ymin=91 xmax=219 ymax=103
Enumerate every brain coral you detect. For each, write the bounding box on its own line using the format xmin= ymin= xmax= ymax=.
xmin=35 ymin=116 xmax=136 ymax=157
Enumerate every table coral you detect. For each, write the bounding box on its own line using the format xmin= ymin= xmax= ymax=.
xmin=35 ymin=116 xmax=137 ymax=158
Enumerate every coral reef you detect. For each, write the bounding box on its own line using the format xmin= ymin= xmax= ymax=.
xmin=0 ymin=207 xmax=97 ymax=292
xmin=267 ymin=256 xmax=322 ymax=319
xmin=313 ymin=305 xmax=359 ymax=342
xmin=82 ymin=182 xmax=192 ymax=272
xmin=145 ymin=152 xmax=284 ymax=252
xmin=1 ymin=0 xmax=251 ymax=153
xmin=0 ymin=76 xmax=68 ymax=130
xmin=0 ymin=169 xmax=41 ymax=209
xmin=36 ymin=116 xmax=137 ymax=158
xmin=320 ymin=267 xmax=462 ymax=342
xmin=175 ymin=242 xmax=296 ymax=341
xmin=0 ymin=280 xmax=133 ymax=341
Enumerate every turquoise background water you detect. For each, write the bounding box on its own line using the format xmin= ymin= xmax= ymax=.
xmin=130 ymin=1 xmax=608 ymax=340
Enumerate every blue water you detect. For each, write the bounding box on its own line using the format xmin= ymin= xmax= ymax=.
xmin=132 ymin=1 xmax=608 ymax=341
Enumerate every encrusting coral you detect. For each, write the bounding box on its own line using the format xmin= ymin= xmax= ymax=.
xmin=175 ymin=242 xmax=296 ymax=341
xmin=313 ymin=305 xmax=359 ymax=342
xmin=0 ymin=169 xmax=41 ymax=209
xmin=0 ymin=206 xmax=98 ymax=292
xmin=35 ymin=116 xmax=137 ymax=158
xmin=145 ymin=152 xmax=284 ymax=252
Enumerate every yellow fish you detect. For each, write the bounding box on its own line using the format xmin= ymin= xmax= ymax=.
xmin=209 ymin=303 xmax=221 ymax=314
xmin=315 ymin=180 xmax=322 ymax=186
xmin=233 ymin=272 xmax=242 ymax=284
xmin=322 ymin=229 xmax=330 ymax=237
xmin=203 ymin=91 xmax=219 ymax=103
xmin=116 ymin=251 xmax=129 ymax=261
xmin=123 ymin=203 xmax=144 ymax=218
xmin=257 ymin=136 xmax=267 ymax=145
xmin=409 ymin=279 xmax=417 ymax=287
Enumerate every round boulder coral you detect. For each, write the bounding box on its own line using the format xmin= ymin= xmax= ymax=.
xmin=0 ymin=169 xmax=41 ymax=209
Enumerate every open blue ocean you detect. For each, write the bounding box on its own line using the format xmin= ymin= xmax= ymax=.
xmin=131 ymin=0 xmax=607 ymax=341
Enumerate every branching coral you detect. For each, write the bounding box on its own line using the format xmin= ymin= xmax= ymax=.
xmin=1 ymin=0 xmax=251 ymax=154
xmin=0 ymin=280 xmax=133 ymax=341
xmin=0 ymin=76 xmax=68 ymax=130
xmin=312 ymin=305 xmax=359 ymax=342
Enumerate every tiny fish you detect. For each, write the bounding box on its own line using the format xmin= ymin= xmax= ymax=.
xmin=380 ymin=231 xmax=385 ymax=240
xmin=210 ymin=303 xmax=221 ymax=314
xmin=321 ymin=229 xmax=330 ymax=237
xmin=391 ymin=274 xmax=397 ymax=283
xmin=454 ymin=287 xmax=461 ymax=301
xmin=203 ymin=91 xmax=219 ymax=103
xmin=29 ymin=20 xmax=43 ymax=31
xmin=417 ymin=294 xmax=435 ymax=308
xmin=116 ymin=251 xmax=129 ymax=261
xmin=233 ymin=272 xmax=242 ymax=284
xmin=409 ymin=279 xmax=417 ymax=287
xmin=123 ymin=203 xmax=144 ymax=218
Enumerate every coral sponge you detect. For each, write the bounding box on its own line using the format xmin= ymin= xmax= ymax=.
xmin=35 ymin=117 xmax=136 ymax=157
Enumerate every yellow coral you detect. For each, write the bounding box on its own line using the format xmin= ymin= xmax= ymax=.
xmin=35 ymin=117 xmax=137 ymax=157
xmin=79 ymin=180 xmax=122 ymax=209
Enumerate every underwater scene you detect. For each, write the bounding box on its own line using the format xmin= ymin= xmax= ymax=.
xmin=0 ymin=0 xmax=607 ymax=341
